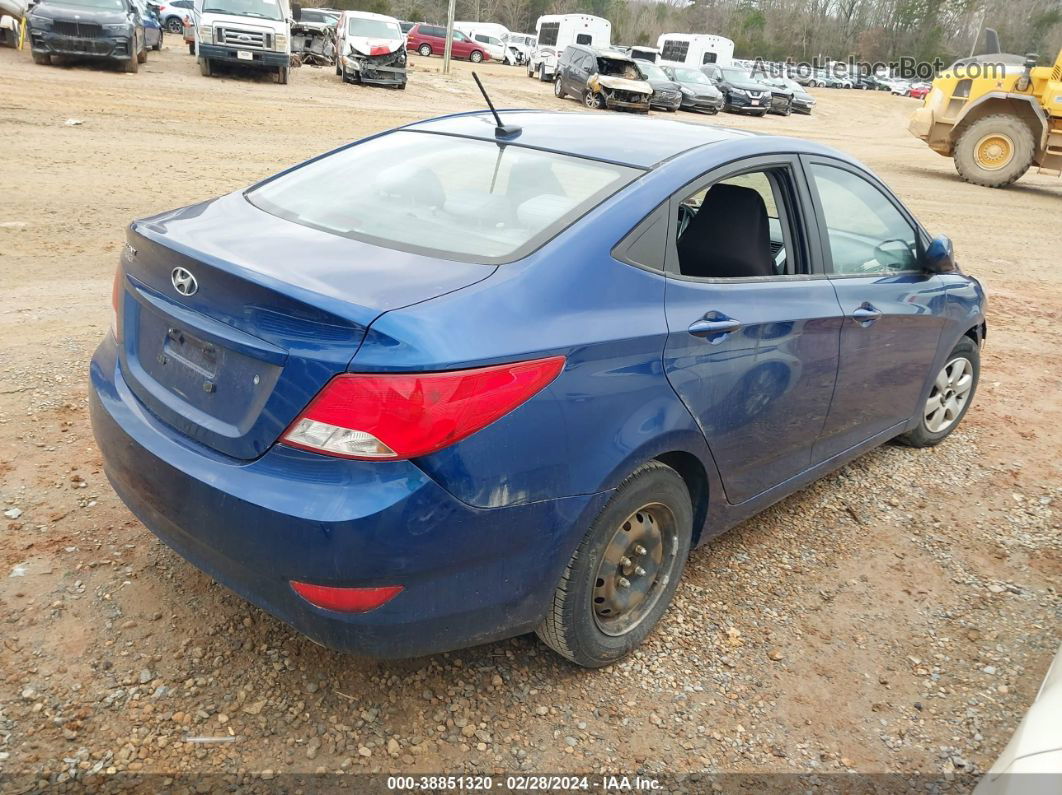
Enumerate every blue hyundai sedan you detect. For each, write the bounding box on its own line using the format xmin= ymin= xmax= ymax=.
xmin=90 ymin=110 xmax=986 ymax=667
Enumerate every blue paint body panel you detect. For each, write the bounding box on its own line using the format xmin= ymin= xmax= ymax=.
xmin=89 ymin=111 xmax=986 ymax=657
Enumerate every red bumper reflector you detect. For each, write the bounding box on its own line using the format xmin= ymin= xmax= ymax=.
xmin=289 ymin=582 xmax=403 ymax=613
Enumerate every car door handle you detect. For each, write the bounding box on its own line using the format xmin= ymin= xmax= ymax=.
xmin=851 ymin=304 xmax=882 ymax=325
xmin=688 ymin=314 xmax=743 ymax=340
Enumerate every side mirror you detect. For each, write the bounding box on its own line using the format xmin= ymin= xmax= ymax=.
xmin=291 ymin=3 xmax=301 ymax=20
xmin=923 ymin=235 xmax=956 ymax=273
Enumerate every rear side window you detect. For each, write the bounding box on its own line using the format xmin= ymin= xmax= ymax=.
xmin=247 ymin=131 xmax=640 ymax=264
xmin=575 ymin=33 xmax=592 ymax=44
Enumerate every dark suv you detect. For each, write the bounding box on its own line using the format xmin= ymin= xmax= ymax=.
xmin=553 ymin=44 xmax=651 ymax=112
xmin=702 ymin=63 xmax=773 ymax=116
xmin=26 ymin=0 xmax=148 ymax=72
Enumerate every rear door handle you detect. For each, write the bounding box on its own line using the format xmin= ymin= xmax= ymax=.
xmin=689 ymin=313 xmax=743 ymax=341
xmin=851 ymin=304 xmax=882 ymax=325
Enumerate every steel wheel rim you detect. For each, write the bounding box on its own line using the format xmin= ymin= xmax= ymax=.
xmin=591 ymin=502 xmax=678 ymax=637
xmin=924 ymin=356 xmax=973 ymax=433
xmin=974 ymin=133 xmax=1014 ymax=171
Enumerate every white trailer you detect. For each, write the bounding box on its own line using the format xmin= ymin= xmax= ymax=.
xmin=656 ymin=33 xmax=734 ymax=69
xmin=527 ymin=13 xmax=610 ymax=81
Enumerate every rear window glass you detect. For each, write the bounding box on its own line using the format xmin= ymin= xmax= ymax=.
xmin=247 ymin=131 xmax=639 ymax=263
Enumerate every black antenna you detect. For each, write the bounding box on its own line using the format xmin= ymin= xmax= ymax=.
xmin=472 ymin=71 xmax=521 ymax=138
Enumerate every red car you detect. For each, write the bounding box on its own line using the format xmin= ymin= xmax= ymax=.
xmin=405 ymin=23 xmax=490 ymax=63
xmin=909 ymin=86 xmax=930 ymax=100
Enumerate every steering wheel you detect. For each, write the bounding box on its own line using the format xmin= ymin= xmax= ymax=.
xmin=872 ymin=238 xmax=916 ymax=271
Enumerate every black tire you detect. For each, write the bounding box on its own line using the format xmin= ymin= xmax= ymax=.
xmin=137 ymin=45 xmax=147 ymax=63
xmin=153 ymin=32 xmax=162 ymax=51
xmin=396 ymin=80 xmax=406 ymax=90
xmin=125 ymin=50 xmax=139 ymax=73
xmin=953 ymin=114 xmax=1036 ymax=188
xmin=584 ymin=90 xmax=604 ymax=110
xmin=896 ymin=337 xmax=980 ymax=448
xmin=32 ymin=51 xmax=51 ymax=65
xmin=198 ymin=56 xmax=211 ymax=76
xmin=536 ymin=461 xmax=693 ymax=668
xmin=166 ymin=16 xmax=183 ymax=33
xmin=538 ymin=63 xmax=549 ymax=82
xmin=418 ymin=43 xmax=431 ymax=57
xmin=276 ymin=66 xmax=289 ymax=84
xmin=553 ymin=78 xmax=565 ymax=99
xmin=469 ymin=49 xmax=482 ymax=63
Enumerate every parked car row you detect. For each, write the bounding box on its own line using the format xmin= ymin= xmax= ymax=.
xmin=547 ymin=45 xmax=817 ymax=119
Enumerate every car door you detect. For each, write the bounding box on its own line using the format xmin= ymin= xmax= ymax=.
xmin=659 ymin=156 xmax=845 ymax=504
xmin=802 ymin=156 xmax=949 ymax=460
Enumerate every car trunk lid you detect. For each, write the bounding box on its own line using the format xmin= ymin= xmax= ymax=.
xmin=117 ymin=193 xmax=493 ymax=459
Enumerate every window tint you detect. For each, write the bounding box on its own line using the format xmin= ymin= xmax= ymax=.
xmin=810 ymin=164 xmax=919 ymax=274
xmin=539 ymin=21 xmax=559 ymax=46
xmin=248 ymin=131 xmax=639 ymax=263
xmin=675 ymin=169 xmax=799 ymax=279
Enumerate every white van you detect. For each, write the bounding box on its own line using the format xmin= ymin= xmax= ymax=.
xmin=656 ymin=33 xmax=734 ymax=69
xmin=505 ymin=31 xmax=536 ymax=64
xmin=334 ymin=10 xmax=406 ymax=88
xmin=527 ymin=13 xmax=610 ymax=81
xmin=194 ymin=0 xmax=295 ymax=83
xmin=455 ymin=22 xmax=516 ymax=64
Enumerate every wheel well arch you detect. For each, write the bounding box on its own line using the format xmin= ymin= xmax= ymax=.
xmin=953 ymin=95 xmax=1047 ymax=148
xmin=655 ymin=450 xmax=709 ymax=546
xmin=964 ymin=321 xmax=987 ymax=346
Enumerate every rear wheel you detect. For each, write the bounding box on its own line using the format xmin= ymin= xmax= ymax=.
xmin=469 ymin=49 xmax=483 ymax=63
xmin=538 ymin=63 xmax=549 ymax=82
xmin=954 ymin=114 xmax=1035 ymax=188
xmin=897 ymin=337 xmax=979 ymax=448
xmin=166 ymin=16 xmax=183 ymax=33
xmin=553 ymin=78 xmax=565 ymax=99
xmin=537 ymin=462 xmax=693 ymax=668
xmin=153 ymin=33 xmax=162 ymax=51
xmin=418 ymin=43 xmax=431 ymax=57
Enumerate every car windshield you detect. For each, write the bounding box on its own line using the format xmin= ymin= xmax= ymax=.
xmin=597 ymin=56 xmax=641 ymax=79
xmin=202 ymin=0 xmax=281 ymax=20
xmin=720 ymin=68 xmax=745 ymax=82
xmin=637 ymin=62 xmax=666 ymax=80
xmin=348 ymin=18 xmax=400 ymax=37
xmin=44 ymin=0 xmax=126 ymax=9
xmin=673 ymin=68 xmax=709 ymax=84
xmin=248 ymin=131 xmax=640 ymax=263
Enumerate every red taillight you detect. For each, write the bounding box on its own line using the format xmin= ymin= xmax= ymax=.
xmin=111 ymin=267 xmax=123 ymax=342
xmin=281 ymin=356 xmax=565 ymax=460
xmin=290 ymin=581 xmax=403 ymax=613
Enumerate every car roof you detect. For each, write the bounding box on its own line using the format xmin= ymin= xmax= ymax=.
xmin=404 ymin=110 xmax=757 ymax=168
xmin=341 ymin=10 xmax=399 ymax=22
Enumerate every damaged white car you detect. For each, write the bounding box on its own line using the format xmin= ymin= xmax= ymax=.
xmin=335 ymin=10 xmax=406 ymax=89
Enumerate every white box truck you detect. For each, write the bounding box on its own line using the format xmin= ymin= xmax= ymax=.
xmin=194 ymin=0 xmax=295 ymax=83
xmin=527 ymin=13 xmax=610 ymax=81
xmin=656 ymin=33 xmax=734 ymax=69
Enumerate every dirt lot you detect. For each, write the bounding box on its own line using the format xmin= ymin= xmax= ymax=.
xmin=1 ymin=42 xmax=1060 ymax=789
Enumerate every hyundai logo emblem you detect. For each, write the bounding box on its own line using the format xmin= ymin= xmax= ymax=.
xmin=171 ymin=267 xmax=198 ymax=297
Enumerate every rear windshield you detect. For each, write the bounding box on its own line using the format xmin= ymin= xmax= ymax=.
xmin=247 ymin=131 xmax=639 ymax=263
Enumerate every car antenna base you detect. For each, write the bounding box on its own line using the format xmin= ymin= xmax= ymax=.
xmin=472 ymin=72 xmax=521 ymax=138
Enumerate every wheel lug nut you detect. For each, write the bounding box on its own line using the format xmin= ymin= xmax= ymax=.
xmin=619 ymin=556 xmax=631 ymax=567
xmin=634 ymin=566 xmax=646 ymax=577
xmin=633 ymin=545 xmax=647 ymax=556
xmin=617 ymin=577 xmax=630 ymax=589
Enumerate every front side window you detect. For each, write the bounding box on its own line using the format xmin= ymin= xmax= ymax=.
xmin=674 ymin=168 xmax=800 ymax=279
xmin=660 ymin=40 xmax=688 ymax=62
xmin=538 ymin=21 xmax=558 ymax=46
xmin=248 ymin=131 xmax=639 ymax=263
xmin=809 ymin=164 xmax=919 ymax=274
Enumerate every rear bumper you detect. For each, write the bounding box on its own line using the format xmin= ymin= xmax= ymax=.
xmin=30 ymin=31 xmax=131 ymax=59
xmin=199 ymin=42 xmax=288 ymax=68
xmin=89 ymin=337 xmax=605 ymax=658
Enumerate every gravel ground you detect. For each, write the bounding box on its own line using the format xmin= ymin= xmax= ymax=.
xmin=0 ymin=42 xmax=1059 ymax=790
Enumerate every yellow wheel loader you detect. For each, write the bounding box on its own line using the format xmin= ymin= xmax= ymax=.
xmin=909 ymin=29 xmax=1062 ymax=188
